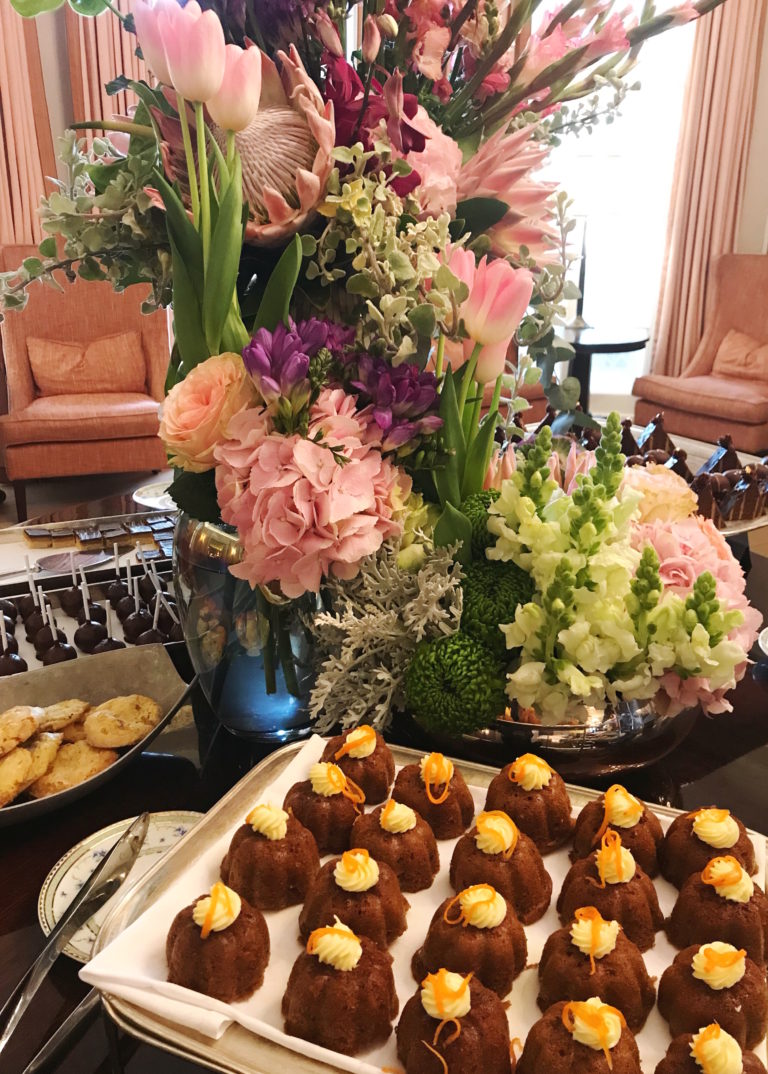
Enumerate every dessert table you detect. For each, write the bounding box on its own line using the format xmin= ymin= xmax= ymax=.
xmin=2 ymin=546 xmax=768 ymax=1074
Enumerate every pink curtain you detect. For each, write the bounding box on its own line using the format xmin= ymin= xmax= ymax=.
xmin=652 ymin=0 xmax=768 ymax=377
xmin=66 ymin=0 xmax=148 ymax=128
xmin=0 ymin=12 xmax=55 ymax=244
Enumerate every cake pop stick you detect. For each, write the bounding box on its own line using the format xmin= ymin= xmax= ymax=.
xmin=159 ymin=590 xmax=179 ymax=624
xmin=80 ymin=581 xmax=89 ymax=622
xmin=135 ymin=541 xmax=148 ymax=573
xmin=46 ymin=600 xmax=57 ymax=633
xmin=78 ymin=566 xmax=92 ymax=605
xmin=113 ymin=543 xmax=120 ymax=578
xmin=133 ymin=573 xmax=140 ymax=612
xmin=0 ymin=612 xmax=8 ymax=653
xmin=151 ymin=597 xmax=160 ymax=632
xmin=24 ymin=556 xmax=36 ymax=599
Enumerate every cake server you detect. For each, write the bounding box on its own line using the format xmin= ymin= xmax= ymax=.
xmin=0 ymin=811 xmax=149 ymax=1056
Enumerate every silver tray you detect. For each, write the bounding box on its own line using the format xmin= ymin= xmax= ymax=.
xmin=93 ymin=741 xmax=761 ymax=1074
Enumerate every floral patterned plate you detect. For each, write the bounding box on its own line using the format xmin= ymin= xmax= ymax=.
xmin=38 ymin=811 xmax=203 ymax=963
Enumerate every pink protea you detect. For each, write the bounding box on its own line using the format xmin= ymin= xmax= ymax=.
xmin=214 ymin=389 xmax=410 ymax=598
xmin=456 ymin=125 xmax=559 ymax=263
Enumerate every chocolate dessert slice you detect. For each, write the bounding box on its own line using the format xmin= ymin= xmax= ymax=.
xmin=636 ymin=412 xmax=675 ymax=455
xmin=696 ymin=434 xmax=742 ymax=476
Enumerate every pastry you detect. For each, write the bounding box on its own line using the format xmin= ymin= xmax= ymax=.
xmin=516 ymin=999 xmax=642 ymax=1074
xmin=350 ymin=799 xmax=440 ymax=892
xmin=572 ymin=784 xmax=663 ymax=877
xmin=484 ymin=753 xmax=573 ymax=853
xmin=83 ymin=695 xmax=162 ymax=748
xmin=659 ymin=808 xmax=757 ymax=888
xmin=320 ymin=726 xmax=395 ymax=804
xmin=283 ymin=762 xmax=365 ymax=854
xmin=0 ymin=749 xmax=33 ymax=806
xmin=392 ymin=753 xmax=474 ymax=839
xmin=27 ymin=741 xmax=118 ymax=797
xmin=0 ymin=705 xmax=41 ymax=757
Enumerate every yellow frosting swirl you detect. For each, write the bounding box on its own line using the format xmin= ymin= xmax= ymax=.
xmin=475 ymin=810 xmax=519 ymax=858
xmin=334 ymin=849 xmax=380 ymax=892
xmin=309 ymin=761 xmax=345 ymax=796
xmin=693 ymin=809 xmax=740 ymax=850
xmin=458 ymin=885 xmax=507 ymax=929
xmin=306 ymin=917 xmax=362 ymax=971
xmin=692 ymin=942 xmax=747 ymax=990
xmin=570 ymin=908 xmax=620 ymax=961
xmin=563 ymin=997 xmax=624 ymax=1054
xmin=421 ymin=970 xmax=472 ymax=1020
xmin=246 ymin=802 xmax=288 ymax=841
xmin=510 ymin=753 xmax=552 ymax=791
xmin=420 ymin=752 xmax=454 ymax=788
xmin=380 ymin=799 xmax=417 ymax=833
xmin=690 ymin=1024 xmax=743 ymax=1074
xmin=595 ymin=831 xmax=636 ymax=885
xmin=603 ymin=785 xmax=644 ymax=829
xmin=338 ymin=726 xmax=377 ymax=759
xmin=192 ymin=882 xmax=241 ymax=937
xmin=702 ymin=857 xmax=754 ymax=903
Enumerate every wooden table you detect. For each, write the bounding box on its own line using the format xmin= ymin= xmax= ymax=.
xmin=2 ymin=553 xmax=768 ymax=1074
xmin=564 ymin=326 xmax=649 ymax=411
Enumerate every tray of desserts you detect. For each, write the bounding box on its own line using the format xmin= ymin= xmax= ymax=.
xmin=18 ymin=512 xmax=177 ymax=554
xmin=0 ymin=644 xmax=191 ymax=826
xmin=85 ymin=735 xmax=768 ymax=1074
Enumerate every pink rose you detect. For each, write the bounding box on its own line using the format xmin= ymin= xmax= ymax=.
xmin=159 ymin=352 xmax=256 ymax=473
xmin=657 ymin=555 xmax=698 ymax=593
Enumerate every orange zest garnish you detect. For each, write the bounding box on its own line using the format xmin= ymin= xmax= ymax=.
xmin=691 ymin=1024 xmax=724 ymax=1071
xmin=335 ymin=725 xmax=376 ymax=760
xmin=340 ymin=848 xmax=372 ymax=876
xmin=423 ymin=753 xmax=452 ymax=805
xmin=573 ymin=906 xmax=607 ymax=974
xmin=381 ymin=799 xmax=398 ymax=826
xmin=701 ymin=945 xmax=746 ymax=972
xmin=695 ymin=807 xmax=731 ymax=822
xmin=476 ymin=811 xmax=519 ymax=859
xmin=200 ymin=882 xmax=233 ymax=940
xmin=593 ymin=785 xmax=643 ymax=845
xmin=421 ymin=1041 xmax=448 ymax=1074
xmin=443 ymin=885 xmax=497 ymax=928
xmin=562 ymin=1000 xmax=626 ymax=1071
xmin=306 ymin=923 xmax=357 ymax=954
xmin=596 ymin=830 xmax=625 ymax=889
xmin=381 ymin=1068 xmax=406 ymax=1074
xmin=507 ymin=753 xmax=551 ymax=785
xmin=433 ymin=1018 xmax=461 ymax=1047
xmin=702 ymin=856 xmax=744 ymax=889
xmin=324 ymin=764 xmax=366 ymax=813
xmin=509 ymin=1037 xmax=523 ymax=1059
xmin=423 ymin=970 xmax=473 ymax=1017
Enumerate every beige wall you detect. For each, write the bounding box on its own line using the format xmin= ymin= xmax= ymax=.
xmin=738 ymin=15 xmax=768 ymax=253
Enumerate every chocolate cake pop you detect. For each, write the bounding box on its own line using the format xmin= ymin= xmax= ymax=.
xmin=74 ymin=619 xmax=108 ymax=653
xmin=15 ymin=593 xmax=37 ymax=620
xmin=41 ymin=606 xmax=76 ymax=665
xmin=0 ymin=617 xmax=23 ymax=674
xmin=24 ymin=587 xmax=48 ymax=641
xmin=167 ymin=621 xmax=185 ymax=643
xmin=93 ymin=607 xmax=126 ymax=654
xmin=75 ymin=569 xmax=105 ymax=625
xmin=106 ymin=545 xmax=129 ymax=607
xmin=0 ymin=633 xmax=19 ymax=656
xmin=0 ymin=599 xmax=17 ymax=622
xmin=59 ymin=552 xmax=84 ymax=618
xmin=123 ymin=576 xmax=152 ymax=642
xmin=1 ymin=615 xmax=15 ymax=637
xmin=136 ymin=597 xmax=167 ymax=645
xmin=33 ymin=624 xmax=66 ymax=656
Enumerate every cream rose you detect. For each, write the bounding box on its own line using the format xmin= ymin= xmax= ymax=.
xmin=159 ymin=352 xmax=256 ymax=473
xmin=620 ymin=464 xmax=697 ymax=523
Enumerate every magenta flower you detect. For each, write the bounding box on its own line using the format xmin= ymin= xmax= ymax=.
xmin=242 ymin=323 xmax=312 ymax=411
xmin=351 ymin=355 xmax=442 ymax=453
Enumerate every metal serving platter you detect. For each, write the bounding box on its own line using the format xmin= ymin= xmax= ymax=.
xmin=92 ymin=740 xmax=762 ymax=1074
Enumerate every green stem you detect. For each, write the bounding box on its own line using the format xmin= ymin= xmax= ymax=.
xmin=226 ymin=129 xmax=236 ymax=172
xmin=176 ymin=93 xmax=199 ymax=226
xmin=274 ymin=605 xmax=301 ymax=698
xmin=481 ymin=375 xmax=503 ymax=475
xmin=435 ymin=333 xmax=445 ymax=380
xmin=256 ymin=589 xmax=277 ymax=694
xmin=194 ymin=101 xmax=211 ymax=267
xmin=70 ymin=119 xmax=154 ymax=138
xmin=457 ymin=342 xmax=481 ymax=417
xmin=467 ymin=392 xmax=483 ymax=447
xmin=102 ymin=0 xmax=127 ymax=23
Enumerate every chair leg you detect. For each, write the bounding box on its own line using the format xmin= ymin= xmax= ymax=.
xmin=13 ymin=481 xmax=27 ymax=523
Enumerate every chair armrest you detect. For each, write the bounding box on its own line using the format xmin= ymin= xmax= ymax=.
xmin=0 ymin=316 xmax=36 ymax=413
xmin=142 ymin=308 xmax=171 ymax=402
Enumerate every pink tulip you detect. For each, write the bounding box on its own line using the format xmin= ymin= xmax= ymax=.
xmin=460 ymin=256 xmax=534 ymax=347
xmin=159 ymin=0 xmax=226 ymax=102
xmin=133 ymin=0 xmax=177 ymax=86
xmin=473 ymin=339 xmax=512 ymax=384
xmin=362 ymin=15 xmax=381 ymax=63
xmin=377 ymin=13 xmax=398 ymax=38
xmin=206 ymin=44 xmax=262 ymax=131
xmin=314 ymin=10 xmax=343 ymax=57
xmin=446 ymin=245 xmax=477 ymax=291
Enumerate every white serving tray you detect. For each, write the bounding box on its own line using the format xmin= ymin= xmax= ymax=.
xmin=89 ymin=738 xmax=768 ymax=1074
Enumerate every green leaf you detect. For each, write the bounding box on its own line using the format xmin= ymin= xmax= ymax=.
xmin=433 ymin=370 xmax=465 ymax=509
xmin=9 ymin=0 xmax=64 ymax=16
xmin=105 ymin=75 xmax=131 ymax=96
xmin=346 ymin=272 xmax=379 ymax=298
xmin=168 ymin=469 xmax=221 ymax=524
xmin=455 ymin=197 xmax=509 ymax=236
xmin=461 ymin=410 xmax=499 ymax=500
xmin=22 ymin=258 xmax=43 ymax=278
xmin=203 ymin=154 xmax=244 ymax=355
xmin=253 ymin=235 xmax=302 ymax=332
xmin=407 ymin=303 xmax=436 ymax=338
xmin=168 ymin=234 xmax=208 ymax=372
xmin=434 ymin=503 xmax=473 ymax=564
xmin=38 ymin=238 xmax=56 ymax=258
xmin=300 ymin=234 xmax=317 ymax=257
xmin=67 ymin=0 xmax=107 ymax=13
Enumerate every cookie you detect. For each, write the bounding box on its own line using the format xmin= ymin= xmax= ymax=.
xmin=18 ymin=733 xmax=63 ymax=793
xmin=61 ymin=721 xmax=87 ymax=743
xmin=84 ymin=695 xmax=162 ymax=749
xmin=39 ymin=700 xmax=90 ymax=733
xmin=27 ymin=741 xmax=118 ymax=798
xmin=0 ymin=749 xmax=33 ymax=806
xmin=0 ymin=706 xmax=43 ymax=758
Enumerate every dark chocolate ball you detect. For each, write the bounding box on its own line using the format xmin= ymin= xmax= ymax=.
xmin=0 ymin=600 xmax=17 ymax=622
xmin=22 ymin=594 xmax=50 ymax=621
xmin=0 ymin=635 xmax=19 ymax=656
xmin=2 ymin=615 xmax=15 ymax=637
xmin=93 ymin=636 xmax=127 ymax=654
xmin=76 ymin=602 xmax=106 ymax=626
xmin=136 ymin=628 xmax=167 ymax=646
xmin=24 ymin=610 xmax=46 ymax=642
xmin=123 ymin=609 xmax=153 ymax=642
xmin=74 ymin=620 xmax=108 ymax=653
xmin=16 ymin=594 xmax=38 ymax=620
xmin=34 ymin=625 xmax=66 ymax=656
xmin=0 ymin=652 xmax=27 ymax=676
xmin=168 ymin=622 xmax=185 ymax=643
xmin=137 ymin=574 xmax=158 ymax=602
xmin=59 ymin=586 xmax=84 ymax=617
xmin=106 ymin=580 xmax=129 ymax=608
xmin=42 ymin=643 xmax=77 ymax=665
xmin=116 ymin=594 xmax=143 ymax=622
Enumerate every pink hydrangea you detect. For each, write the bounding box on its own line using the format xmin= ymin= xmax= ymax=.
xmin=214 ymin=389 xmax=410 ymax=598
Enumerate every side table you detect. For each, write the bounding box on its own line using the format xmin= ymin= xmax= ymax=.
xmin=564 ymin=326 xmax=649 ymax=411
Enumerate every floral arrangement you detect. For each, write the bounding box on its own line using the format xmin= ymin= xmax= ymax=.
xmin=4 ymin=0 xmax=752 ymax=734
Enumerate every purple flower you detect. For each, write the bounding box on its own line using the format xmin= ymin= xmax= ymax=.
xmin=351 ymin=355 xmax=442 ymax=453
xmin=294 ymin=318 xmax=355 ymax=357
xmin=242 ymin=322 xmax=311 ymax=410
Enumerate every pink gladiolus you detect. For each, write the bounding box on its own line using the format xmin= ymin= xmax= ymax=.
xmin=461 ymin=256 xmax=534 ymax=347
xmin=583 ymin=14 xmax=629 ymax=60
xmin=363 ymin=15 xmax=381 ymax=63
xmin=160 ymin=0 xmax=226 ymax=102
xmin=402 ymin=106 xmax=463 ymax=216
xmin=484 ymin=445 xmax=516 ymax=491
xmin=207 ymin=44 xmax=262 ymax=132
xmin=133 ymin=0 xmax=177 ymax=85
xmin=314 ymin=10 xmax=344 ymax=57
xmin=413 ymin=25 xmax=450 ymax=80
xmin=520 ymin=27 xmax=570 ymax=82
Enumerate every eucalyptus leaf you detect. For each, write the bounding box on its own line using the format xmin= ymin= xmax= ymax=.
xmin=347 ymin=273 xmax=380 ymax=298
xmin=67 ymin=0 xmax=108 ymax=14
xmin=38 ymin=238 xmax=56 ymax=258
xmin=408 ymin=303 xmax=436 ymax=338
xmin=9 ymin=0 xmax=64 ymax=16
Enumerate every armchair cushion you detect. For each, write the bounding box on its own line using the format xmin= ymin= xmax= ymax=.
xmin=27 ymin=331 xmax=147 ymax=396
xmin=0 ymin=393 xmax=161 ymax=447
xmin=711 ymin=328 xmax=768 ymax=381
xmin=632 ymin=372 xmax=768 ymax=425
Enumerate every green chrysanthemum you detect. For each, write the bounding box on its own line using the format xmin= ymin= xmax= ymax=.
xmin=404 ymin=631 xmax=507 ymax=735
xmin=461 ymin=559 xmax=535 ymax=658
xmin=460 ymin=489 xmax=501 ymax=558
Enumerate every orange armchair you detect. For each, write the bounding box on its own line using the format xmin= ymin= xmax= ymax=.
xmin=633 ymin=254 xmax=768 ymax=454
xmin=0 ymin=245 xmax=170 ymax=520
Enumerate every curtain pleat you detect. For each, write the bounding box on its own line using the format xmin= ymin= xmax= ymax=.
xmin=652 ymin=0 xmax=768 ymax=377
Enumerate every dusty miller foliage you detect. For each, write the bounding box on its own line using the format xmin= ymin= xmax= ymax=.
xmin=309 ymin=542 xmax=463 ymax=732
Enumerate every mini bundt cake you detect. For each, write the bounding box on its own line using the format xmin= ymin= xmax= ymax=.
xmin=282 ymin=919 xmax=398 ymax=1055
xmin=220 ymin=803 xmax=320 ymax=910
xmin=350 ymin=799 xmax=439 ymax=892
xmin=572 ymin=785 xmax=663 ymax=877
xmin=166 ymin=882 xmax=269 ymax=1003
xmin=283 ymin=761 xmax=365 ymax=854
xmin=449 ymin=809 xmax=552 ymax=924
xmin=537 ymin=906 xmax=655 ymax=1031
xmin=484 ymin=753 xmax=573 ymax=853
xmin=657 ymin=943 xmax=768 ymax=1049
xmin=655 ymin=1025 xmax=768 ymax=1074
xmin=667 ymin=856 xmax=768 ymax=965
xmin=557 ymin=831 xmax=663 ymax=952
xmin=392 ymin=753 xmax=474 ymax=839
xmin=659 ymin=808 xmax=757 ymax=888
xmin=516 ymin=999 xmax=642 ymax=1074
xmin=298 ymin=848 xmax=409 ymax=949
xmin=320 ymin=725 xmax=394 ymax=804
xmin=396 ymin=969 xmax=513 ymax=1074
xmin=411 ymin=884 xmax=527 ymax=997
